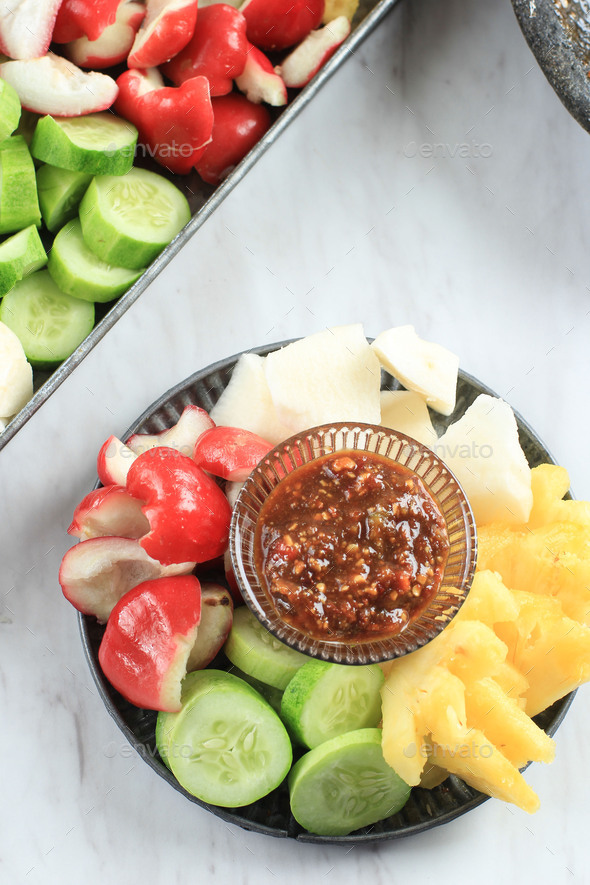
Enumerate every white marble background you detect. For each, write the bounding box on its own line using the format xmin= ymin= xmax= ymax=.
xmin=1 ymin=0 xmax=589 ymax=881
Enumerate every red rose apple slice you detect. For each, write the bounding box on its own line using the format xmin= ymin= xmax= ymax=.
xmin=193 ymin=426 xmax=272 ymax=481
xmin=53 ymin=0 xmax=120 ymax=42
xmin=65 ymin=0 xmax=146 ymax=69
xmin=241 ymin=0 xmax=324 ymax=51
xmin=98 ymin=574 xmax=202 ymax=711
xmin=128 ymin=0 xmax=199 ymax=69
xmin=0 ymin=54 xmax=118 ymax=116
xmin=0 ymin=0 xmax=62 ymax=60
xmin=68 ymin=485 xmax=149 ymax=540
xmin=186 ymin=583 xmax=233 ymax=671
xmin=126 ymin=405 xmax=214 ymax=458
xmin=277 ymin=16 xmax=351 ymax=88
xmin=59 ymin=536 xmax=196 ymax=623
xmin=97 ymin=435 xmax=138 ymax=486
xmin=195 ymin=93 xmax=271 ymax=185
xmin=126 ymin=447 xmax=232 ymax=565
xmin=235 ymin=42 xmax=287 ymax=106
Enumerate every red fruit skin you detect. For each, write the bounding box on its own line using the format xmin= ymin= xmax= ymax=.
xmin=98 ymin=575 xmax=202 ymax=712
xmin=195 ymin=93 xmax=271 ymax=186
xmin=53 ymin=0 xmax=121 ymax=43
xmin=66 ymin=0 xmax=146 ymax=69
xmin=115 ymin=70 xmax=213 ymax=174
xmin=194 ymin=426 xmax=272 ymax=481
xmin=241 ymin=0 xmax=324 ymax=51
xmin=126 ymin=447 xmax=231 ymax=566
xmin=68 ymin=484 xmax=149 ymax=540
xmin=162 ymin=5 xmax=247 ymax=96
xmin=128 ymin=0 xmax=199 ymax=69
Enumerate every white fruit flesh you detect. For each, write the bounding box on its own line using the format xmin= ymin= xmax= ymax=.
xmin=435 ymin=394 xmax=533 ymax=525
xmin=0 ymin=53 xmax=118 ymax=116
xmin=0 ymin=321 xmax=33 ymax=418
xmin=278 ymin=16 xmax=350 ymax=88
xmin=264 ymin=324 xmax=381 ymax=435
xmin=69 ymin=486 xmax=150 ymax=540
xmin=371 ymin=325 xmax=459 ymax=416
xmin=186 ymin=584 xmax=233 ymax=671
xmin=66 ymin=0 xmax=146 ymax=68
xmin=59 ymin=536 xmax=196 ymax=623
xmin=126 ymin=405 xmax=214 ymax=457
xmin=0 ymin=0 xmax=62 ymax=60
xmin=210 ymin=352 xmax=290 ymax=445
xmin=236 ymin=46 xmax=287 ymax=106
xmin=98 ymin=435 xmax=138 ymax=485
xmin=379 ymin=390 xmax=437 ymax=447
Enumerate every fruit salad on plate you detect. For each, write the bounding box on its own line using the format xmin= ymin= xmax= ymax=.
xmin=59 ymin=325 xmax=590 ymax=837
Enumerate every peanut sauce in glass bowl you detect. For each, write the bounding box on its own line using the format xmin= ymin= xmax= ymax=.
xmin=254 ymin=450 xmax=450 ymax=642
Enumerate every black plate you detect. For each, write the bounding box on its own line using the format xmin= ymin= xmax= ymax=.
xmin=512 ymin=0 xmax=590 ymax=132
xmin=79 ymin=342 xmax=576 ymax=843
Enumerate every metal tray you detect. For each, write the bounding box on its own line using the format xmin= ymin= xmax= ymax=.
xmin=512 ymin=0 xmax=590 ymax=132
xmin=78 ymin=342 xmax=576 ymax=843
xmin=0 ymin=0 xmax=402 ymax=452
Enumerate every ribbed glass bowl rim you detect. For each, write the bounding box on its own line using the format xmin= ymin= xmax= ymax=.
xmin=230 ymin=421 xmax=477 ymax=664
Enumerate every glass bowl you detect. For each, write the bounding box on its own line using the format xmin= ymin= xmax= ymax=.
xmin=230 ymin=422 xmax=477 ymax=665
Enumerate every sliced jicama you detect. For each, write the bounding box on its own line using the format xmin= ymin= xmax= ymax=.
xmin=0 ymin=53 xmax=118 ymax=116
xmin=264 ymin=324 xmax=381 ymax=435
xmin=371 ymin=325 xmax=459 ymax=416
xmin=379 ymin=390 xmax=437 ymax=447
xmin=210 ymin=352 xmax=290 ymax=445
xmin=435 ymin=394 xmax=533 ymax=525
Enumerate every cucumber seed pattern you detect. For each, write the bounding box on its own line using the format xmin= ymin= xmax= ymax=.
xmin=105 ymin=180 xmax=174 ymax=228
xmin=191 ymin=719 xmax=269 ymax=785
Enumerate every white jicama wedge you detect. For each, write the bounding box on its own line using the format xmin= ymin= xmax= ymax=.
xmin=277 ymin=16 xmax=351 ymax=89
xmin=0 ymin=53 xmax=118 ymax=116
xmin=435 ymin=394 xmax=533 ymax=525
xmin=371 ymin=325 xmax=459 ymax=416
xmin=264 ymin=324 xmax=381 ymax=434
xmin=0 ymin=0 xmax=62 ymax=60
xmin=379 ymin=390 xmax=437 ymax=447
xmin=59 ymin=536 xmax=196 ymax=623
xmin=0 ymin=321 xmax=33 ymax=419
xmin=125 ymin=405 xmax=214 ymax=458
xmin=210 ymin=352 xmax=291 ymax=445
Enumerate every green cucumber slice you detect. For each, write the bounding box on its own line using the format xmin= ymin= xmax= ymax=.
xmin=0 ymin=79 xmax=21 ymax=143
xmin=289 ymin=728 xmax=411 ymax=836
xmin=280 ymin=660 xmax=384 ymax=749
xmin=226 ymin=664 xmax=284 ymax=714
xmin=0 ymin=136 xmax=41 ymax=234
xmin=0 ymin=225 xmax=46 ymax=297
xmin=0 ymin=270 xmax=94 ymax=367
xmin=156 ymin=670 xmax=207 ymax=770
xmin=37 ymin=164 xmax=92 ymax=233
xmin=224 ymin=606 xmax=309 ymax=690
xmin=31 ymin=113 xmax=138 ymax=176
xmin=79 ymin=168 xmax=191 ymax=270
xmin=48 ymin=219 xmax=144 ymax=303
xmin=162 ymin=669 xmax=292 ymax=807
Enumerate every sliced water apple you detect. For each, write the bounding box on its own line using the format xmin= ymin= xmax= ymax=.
xmin=277 ymin=16 xmax=350 ymax=89
xmin=125 ymin=405 xmax=214 ymax=458
xmin=59 ymin=536 xmax=196 ymax=623
xmin=97 ymin=435 xmax=138 ymax=486
xmin=187 ymin=583 xmax=233 ymax=671
xmin=372 ymin=325 xmax=459 ymax=416
xmin=435 ymin=394 xmax=533 ymax=525
xmin=68 ymin=485 xmax=150 ymax=540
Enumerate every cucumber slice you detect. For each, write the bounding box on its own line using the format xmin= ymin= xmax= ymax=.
xmin=31 ymin=113 xmax=138 ymax=176
xmin=48 ymin=219 xmax=144 ymax=303
xmin=162 ymin=669 xmax=292 ymax=807
xmin=0 ymin=225 xmax=46 ymax=297
xmin=280 ymin=660 xmax=384 ymax=749
xmin=156 ymin=670 xmax=207 ymax=770
xmin=289 ymin=728 xmax=411 ymax=836
xmin=79 ymin=168 xmax=191 ymax=270
xmin=37 ymin=164 xmax=92 ymax=233
xmin=0 ymin=136 xmax=41 ymax=234
xmin=0 ymin=270 xmax=94 ymax=368
xmin=226 ymin=664 xmax=284 ymax=714
xmin=224 ymin=606 xmax=309 ymax=690
xmin=0 ymin=79 xmax=21 ymax=143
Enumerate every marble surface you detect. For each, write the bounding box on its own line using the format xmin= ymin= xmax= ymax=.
xmin=2 ymin=0 xmax=590 ymax=881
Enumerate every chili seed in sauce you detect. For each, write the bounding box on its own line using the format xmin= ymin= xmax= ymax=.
xmin=254 ymin=450 xmax=450 ymax=642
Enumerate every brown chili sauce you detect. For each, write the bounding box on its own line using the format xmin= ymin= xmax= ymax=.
xmin=254 ymin=450 xmax=450 ymax=641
